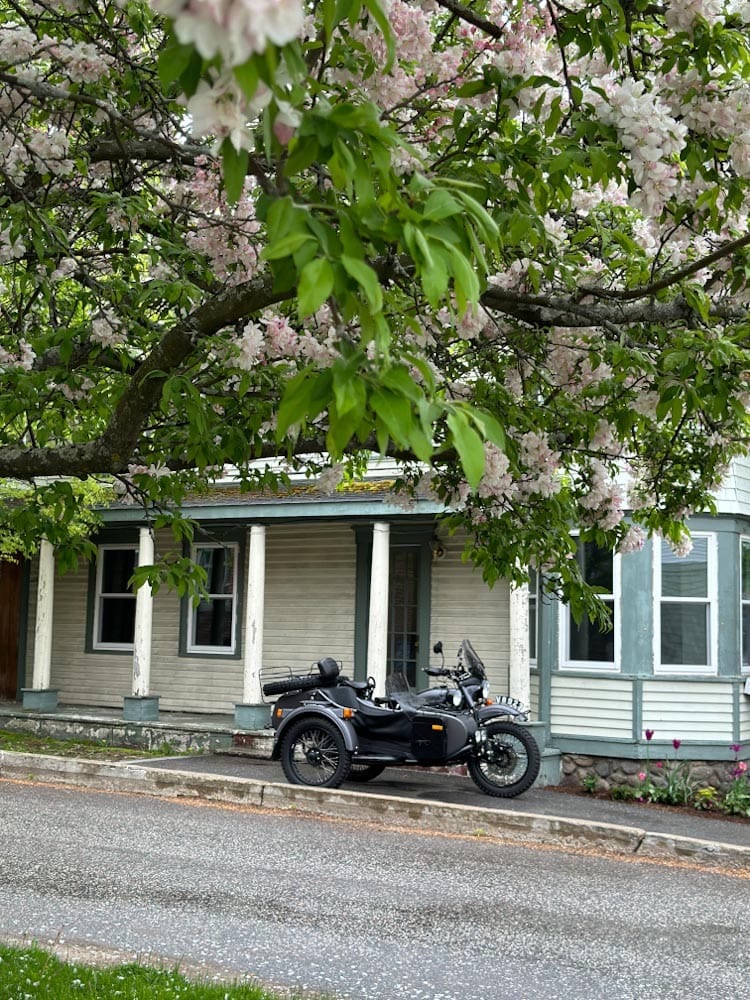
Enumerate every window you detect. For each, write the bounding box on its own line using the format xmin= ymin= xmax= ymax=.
xmin=529 ymin=568 xmax=538 ymax=663
xmin=93 ymin=545 xmax=137 ymax=650
xmin=561 ymin=541 xmax=618 ymax=670
xmin=188 ymin=543 xmax=238 ymax=654
xmin=742 ymin=539 xmax=750 ymax=673
xmin=655 ymin=534 xmax=715 ymax=674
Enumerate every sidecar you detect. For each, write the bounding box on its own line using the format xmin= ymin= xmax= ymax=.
xmin=263 ymin=657 xmax=476 ymax=788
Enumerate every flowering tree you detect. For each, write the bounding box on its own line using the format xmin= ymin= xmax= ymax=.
xmin=2 ymin=0 xmax=750 ymax=610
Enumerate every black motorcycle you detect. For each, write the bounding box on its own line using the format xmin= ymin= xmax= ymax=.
xmin=262 ymin=640 xmax=541 ymax=798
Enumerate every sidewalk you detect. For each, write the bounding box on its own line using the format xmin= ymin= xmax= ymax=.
xmin=1 ymin=748 xmax=748 ymax=870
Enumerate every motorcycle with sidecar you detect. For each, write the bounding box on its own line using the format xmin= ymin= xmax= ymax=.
xmin=262 ymin=640 xmax=541 ymax=797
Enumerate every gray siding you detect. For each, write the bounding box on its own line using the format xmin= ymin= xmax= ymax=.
xmin=550 ymin=674 xmax=632 ymax=739
xmin=642 ymin=680 xmax=735 ymax=742
xmin=429 ymin=531 xmax=510 ymax=694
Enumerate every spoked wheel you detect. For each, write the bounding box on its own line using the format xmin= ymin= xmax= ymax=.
xmin=280 ymin=717 xmax=352 ymax=788
xmin=468 ymin=721 xmax=541 ymax=798
xmin=346 ymin=763 xmax=387 ymax=783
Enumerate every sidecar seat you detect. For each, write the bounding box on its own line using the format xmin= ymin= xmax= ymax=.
xmin=317 ymin=657 xmax=340 ymax=685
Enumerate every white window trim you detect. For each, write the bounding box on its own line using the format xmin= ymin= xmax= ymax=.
xmin=93 ymin=543 xmax=137 ymax=651
xmin=187 ymin=542 xmax=239 ymax=655
xmin=559 ymin=545 xmax=621 ymax=672
xmin=740 ymin=536 xmax=750 ymax=674
xmin=653 ymin=532 xmax=717 ymax=676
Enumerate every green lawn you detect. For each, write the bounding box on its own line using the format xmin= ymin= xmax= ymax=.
xmin=0 ymin=945 xmax=322 ymax=999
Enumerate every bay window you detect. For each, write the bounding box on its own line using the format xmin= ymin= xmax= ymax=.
xmin=655 ymin=534 xmax=715 ymax=674
xmin=561 ymin=541 xmax=618 ymax=670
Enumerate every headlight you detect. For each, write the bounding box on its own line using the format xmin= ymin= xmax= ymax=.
xmin=451 ymin=690 xmax=463 ymax=708
xmin=481 ymin=680 xmax=490 ymax=700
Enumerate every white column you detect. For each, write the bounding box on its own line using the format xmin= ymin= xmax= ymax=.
xmin=32 ymin=539 xmax=55 ymax=690
xmin=132 ymin=527 xmax=154 ymax=697
xmin=367 ymin=522 xmax=390 ymax=697
xmin=508 ymin=581 xmax=531 ymax=707
xmin=242 ymin=524 xmax=266 ymax=704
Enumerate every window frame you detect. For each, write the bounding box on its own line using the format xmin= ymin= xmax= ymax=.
xmin=186 ymin=541 xmax=239 ymax=656
xmin=740 ymin=536 xmax=750 ymax=675
xmin=559 ymin=540 xmax=621 ymax=672
xmin=92 ymin=543 xmax=138 ymax=651
xmin=528 ymin=568 xmax=539 ymax=665
xmin=653 ymin=532 xmax=717 ymax=676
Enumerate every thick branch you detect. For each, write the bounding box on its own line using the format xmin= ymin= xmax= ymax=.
xmin=481 ymin=286 xmax=747 ymax=328
xmin=0 ymin=276 xmax=292 ymax=479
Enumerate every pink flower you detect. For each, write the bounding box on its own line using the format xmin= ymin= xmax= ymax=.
xmin=738 ymin=761 xmax=748 ymax=773
xmin=730 ymin=744 xmax=741 ymax=753
xmin=645 ymin=729 xmax=655 ymax=741
xmin=672 ymin=739 xmax=681 ymax=750
xmin=638 ymin=772 xmax=646 ymax=781
xmin=656 ymin=761 xmax=663 ymax=768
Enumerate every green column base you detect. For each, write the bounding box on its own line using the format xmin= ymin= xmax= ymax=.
xmin=123 ymin=695 xmax=160 ymax=722
xmin=21 ymin=688 xmax=59 ymax=712
xmin=234 ymin=703 xmax=270 ymax=730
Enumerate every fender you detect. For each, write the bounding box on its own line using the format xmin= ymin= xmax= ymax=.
xmin=271 ymin=704 xmax=359 ymax=759
xmin=477 ymin=703 xmax=527 ymax=724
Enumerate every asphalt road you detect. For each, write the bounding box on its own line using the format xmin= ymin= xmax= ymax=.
xmin=1 ymin=779 xmax=749 ymax=1000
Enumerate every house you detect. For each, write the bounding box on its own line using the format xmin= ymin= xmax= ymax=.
xmin=4 ymin=459 xmax=749 ymax=785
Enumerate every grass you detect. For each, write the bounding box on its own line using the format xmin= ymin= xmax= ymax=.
xmin=0 ymin=729 xmax=190 ymax=760
xmin=0 ymin=945 xmax=318 ymax=999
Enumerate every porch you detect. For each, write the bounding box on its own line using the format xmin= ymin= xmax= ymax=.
xmin=0 ymin=700 xmax=273 ymax=756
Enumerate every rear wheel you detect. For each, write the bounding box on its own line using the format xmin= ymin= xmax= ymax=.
xmin=468 ymin=722 xmax=540 ymax=798
xmin=280 ymin=717 xmax=352 ymax=788
xmin=347 ymin=763 xmax=387 ymax=783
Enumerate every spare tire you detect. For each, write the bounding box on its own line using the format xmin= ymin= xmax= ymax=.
xmin=262 ymin=674 xmax=324 ymax=697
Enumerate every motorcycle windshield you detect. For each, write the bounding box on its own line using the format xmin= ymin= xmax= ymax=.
xmin=460 ymin=639 xmax=486 ymax=679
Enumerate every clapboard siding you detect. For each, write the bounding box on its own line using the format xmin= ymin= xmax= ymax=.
xmin=530 ymin=673 xmax=540 ymax=717
xmin=713 ymin=455 xmax=750 ymax=514
xmin=642 ymin=680 xmax=734 ymax=742
xmin=262 ymin=523 xmax=357 ymax=675
xmin=550 ymin=675 xmax=633 ymax=738
xmin=429 ymin=532 xmax=509 ymax=693
xmin=740 ymin=691 xmax=750 ymax=741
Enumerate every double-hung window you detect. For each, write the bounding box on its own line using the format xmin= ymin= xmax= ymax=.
xmin=561 ymin=541 xmax=619 ymax=670
xmin=528 ymin=568 xmax=539 ymax=664
xmin=655 ymin=534 xmax=715 ymax=674
xmin=188 ymin=543 xmax=238 ymax=654
xmin=93 ymin=545 xmax=137 ymax=650
xmin=742 ymin=539 xmax=750 ymax=673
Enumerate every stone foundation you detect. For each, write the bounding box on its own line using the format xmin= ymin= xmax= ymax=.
xmin=561 ymin=753 xmax=740 ymax=793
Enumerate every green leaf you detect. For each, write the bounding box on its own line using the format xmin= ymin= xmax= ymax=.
xmin=276 ymin=368 xmax=332 ymax=438
xmin=157 ymin=41 xmax=194 ymax=89
xmin=298 ymin=257 xmax=335 ymax=317
xmin=261 ymin=230 xmax=316 ymax=261
xmin=447 ymin=411 xmax=485 ymax=488
xmin=341 ymin=254 xmax=383 ymax=313
xmin=220 ymin=141 xmax=248 ymax=205
xmin=370 ymin=388 xmax=412 ymax=443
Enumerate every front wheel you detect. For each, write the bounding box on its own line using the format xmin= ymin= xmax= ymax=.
xmin=468 ymin=722 xmax=540 ymax=798
xmin=280 ymin=717 xmax=352 ymax=788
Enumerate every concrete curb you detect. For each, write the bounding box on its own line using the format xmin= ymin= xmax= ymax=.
xmin=2 ymin=750 xmax=748 ymax=871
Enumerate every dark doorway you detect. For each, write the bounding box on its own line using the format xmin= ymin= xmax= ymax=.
xmin=0 ymin=559 xmax=23 ymax=699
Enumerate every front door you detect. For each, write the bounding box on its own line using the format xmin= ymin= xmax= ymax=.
xmin=387 ymin=545 xmax=421 ymax=687
xmin=0 ymin=559 xmax=23 ymax=699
